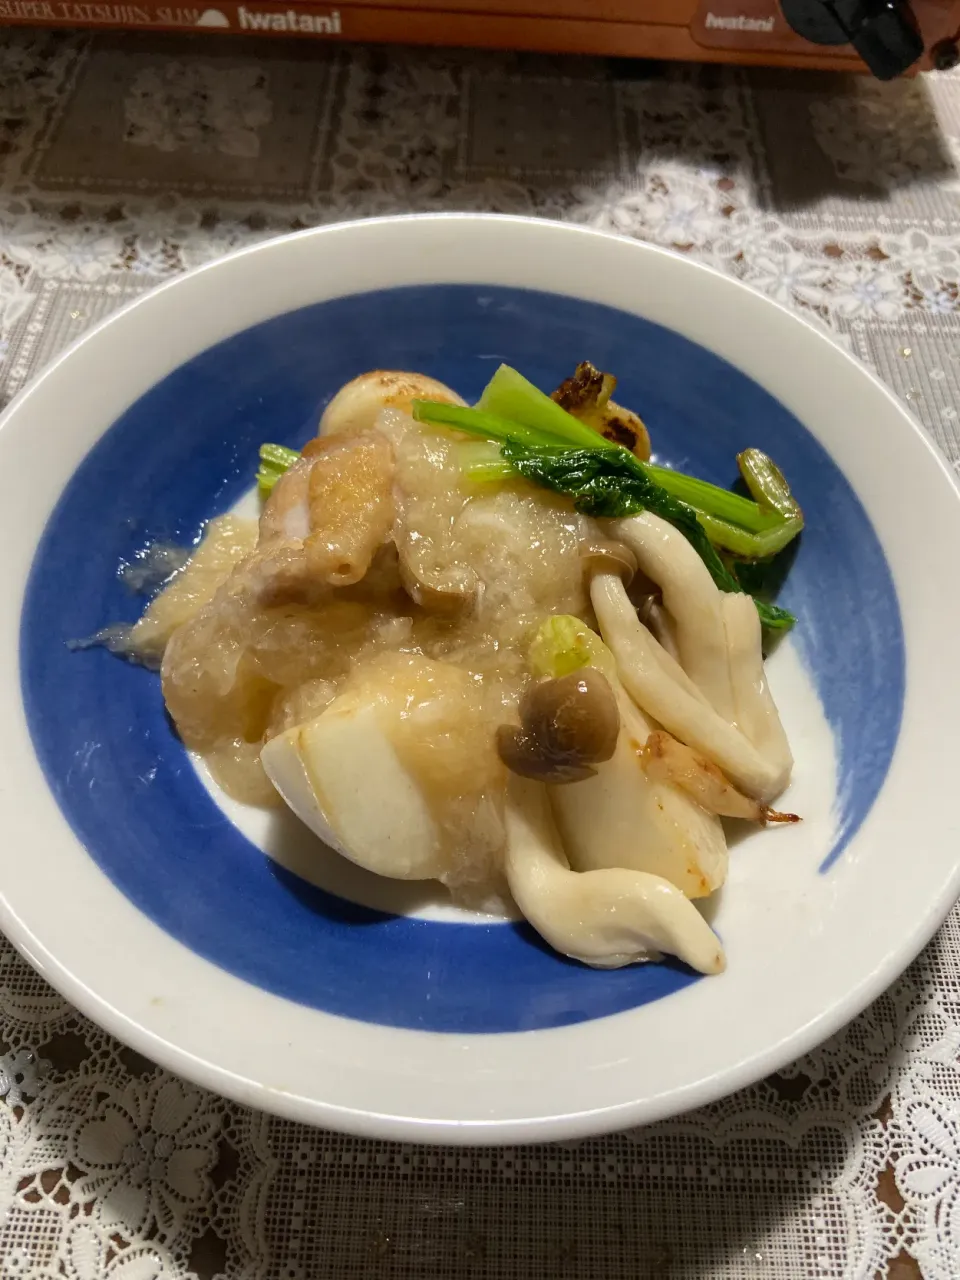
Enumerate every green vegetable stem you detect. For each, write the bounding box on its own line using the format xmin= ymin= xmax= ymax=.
xmin=500 ymin=443 xmax=795 ymax=632
xmin=255 ymin=364 xmax=801 ymax=632
xmin=256 ymin=443 xmax=301 ymax=496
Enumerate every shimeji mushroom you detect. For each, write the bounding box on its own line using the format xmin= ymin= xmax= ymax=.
xmin=609 ymin=511 xmax=737 ymax=721
xmin=494 ymin=668 xmax=621 ymax=785
xmin=504 ymin=774 xmax=725 ymax=975
xmin=496 ymin=508 xmax=798 ymax=970
xmin=603 ymin=512 xmax=793 ymax=801
xmin=589 ymin=582 xmax=791 ymax=802
xmin=509 ymin=614 xmax=728 ymax=903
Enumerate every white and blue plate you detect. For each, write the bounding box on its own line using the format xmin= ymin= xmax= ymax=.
xmin=2 ymin=215 xmax=959 ymax=1142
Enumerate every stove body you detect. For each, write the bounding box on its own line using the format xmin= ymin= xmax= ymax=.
xmin=0 ymin=0 xmax=957 ymax=78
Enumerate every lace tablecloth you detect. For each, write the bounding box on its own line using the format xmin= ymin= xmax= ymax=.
xmin=1 ymin=28 xmax=959 ymax=1280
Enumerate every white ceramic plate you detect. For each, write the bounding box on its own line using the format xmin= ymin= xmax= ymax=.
xmin=3 ymin=215 xmax=960 ymax=1144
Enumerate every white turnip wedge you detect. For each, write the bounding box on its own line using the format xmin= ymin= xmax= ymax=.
xmin=261 ymin=698 xmax=448 ymax=882
xmin=548 ymin=684 xmax=728 ymax=899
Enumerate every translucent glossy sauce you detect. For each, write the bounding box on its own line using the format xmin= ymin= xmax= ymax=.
xmin=134 ymin=410 xmax=598 ymax=903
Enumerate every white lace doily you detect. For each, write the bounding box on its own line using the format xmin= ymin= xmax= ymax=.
xmin=0 ymin=29 xmax=958 ymax=1280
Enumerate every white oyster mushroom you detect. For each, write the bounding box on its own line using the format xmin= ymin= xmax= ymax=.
xmin=504 ymin=776 xmax=726 ymax=975
xmin=610 ymin=512 xmax=737 ymax=722
xmin=590 ymin=571 xmax=788 ymax=804
xmin=721 ymin=590 xmax=794 ymax=787
xmin=601 ymin=514 xmax=793 ymax=803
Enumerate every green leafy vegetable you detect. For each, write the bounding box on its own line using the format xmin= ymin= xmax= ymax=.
xmin=695 ymin=511 xmax=804 ymax=560
xmin=645 ymin=463 xmax=783 ymax=534
xmin=255 ymin=366 xmax=800 ymax=633
xmin=738 ymin=447 xmax=803 ymax=520
xmin=456 ymin=441 xmax=512 ymax=486
xmin=500 ymin=442 xmax=794 ymax=631
xmin=728 ymin=541 xmax=800 ymax=612
xmin=415 ymin=394 xmax=800 ymax=560
xmin=476 ymin=363 xmax=616 ymax=452
xmin=410 ymin=400 xmax=556 ymax=449
xmin=744 ymin=598 xmax=795 ymax=632
xmin=529 ymin=614 xmax=616 ymax=680
xmin=256 ymin=443 xmax=301 ymax=496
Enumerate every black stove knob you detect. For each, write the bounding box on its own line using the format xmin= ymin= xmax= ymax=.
xmin=780 ymin=1 xmax=925 ymax=79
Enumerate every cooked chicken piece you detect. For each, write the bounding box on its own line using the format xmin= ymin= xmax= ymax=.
xmin=254 ymin=428 xmax=395 ymax=605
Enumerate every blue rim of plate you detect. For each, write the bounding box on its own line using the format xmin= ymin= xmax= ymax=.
xmin=19 ymin=283 xmax=905 ymax=1034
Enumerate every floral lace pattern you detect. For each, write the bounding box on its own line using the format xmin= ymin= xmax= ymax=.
xmin=123 ymin=62 xmax=272 ymax=158
xmin=0 ymin=28 xmax=958 ymax=1280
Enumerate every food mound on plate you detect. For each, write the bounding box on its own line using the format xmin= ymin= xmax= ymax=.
xmin=127 ymin=362 xmax=803 ymax=975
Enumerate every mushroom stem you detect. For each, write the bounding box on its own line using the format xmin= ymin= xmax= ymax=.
xmin=636 ymin=594 xmax=681 ymax=665
xmin=579 ymin=538 xmax=638 ymax=586
xmin=591 ymin=572 xmax=785 ymax=803
xmin=504 ymin=776 xmax=726 ymax=974
xmin=609 ymin=513 xmax=736 ymax=722
xmin=720 ymin=591 xmax=793 ymax=795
